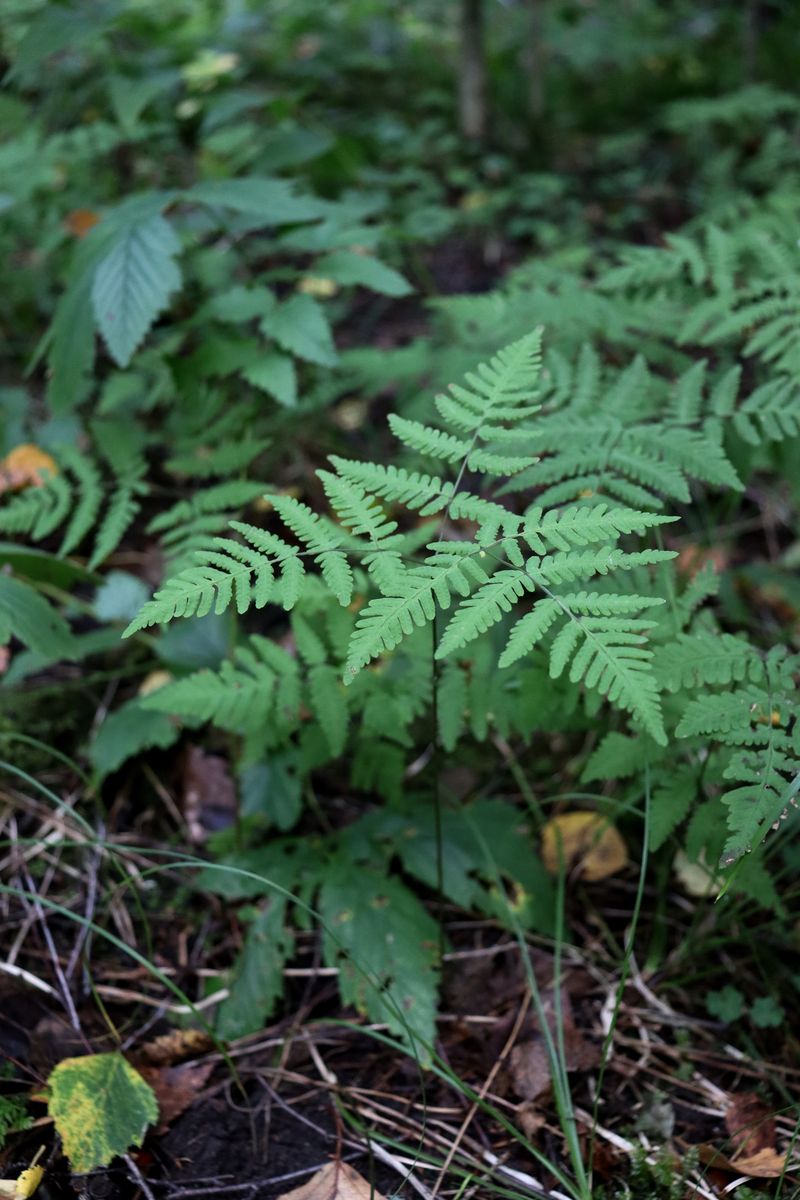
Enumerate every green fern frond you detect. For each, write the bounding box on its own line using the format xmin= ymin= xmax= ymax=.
xmin=345 ymin=554 xmax=488 ymax=680
xmin=436 ymin=569 xmax=533 ymax=657
xmin=143 ymin=636 xmax=300 ymax=746
xmin=654 ymin=631 xmax=764 ymax=692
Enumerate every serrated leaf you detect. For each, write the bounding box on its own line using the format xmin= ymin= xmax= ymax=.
xmin=0 ymin=575 xmax=74 ymax=658
xmin=92 ymin=214 xmax=182 ymax=367
xmin=319 ymin=866 xmax=439 ymax=1056
xmin=216 ymin=899 xmax=294 ymax=1039
xmin=263 ymin=295 xmax=338 ymax=367
xmin=315 ymin=251 xmax=412 ymax=297
xmin=48 ymin=1053 xmax=158 ymax=1173
xmin=90 ymin=699 xmax=179 ymax=777
xmin=187 ymin=178 xmax=326 ymax=223
xmin=243 ymin=352 xmax=297 ymax=407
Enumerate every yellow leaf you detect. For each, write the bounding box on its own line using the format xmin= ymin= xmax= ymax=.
xmin=0 ymin=1147 xmax=45 ymax=1199
xmin=0 ymin=444 xmax=58 ymax=494
xmin=541 ymin=811 xmax=628 ymax=881
xmin=138 ymin=670 xmax=173 ymax=697
xmin=673 ymin=849 xmax=722 ymax=897
xmin=297 ymin=276 xmax=338 ymax=298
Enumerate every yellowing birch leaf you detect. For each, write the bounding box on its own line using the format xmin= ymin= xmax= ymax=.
xmin=541 ymin=811 xmax=627 ymax=881
xmin=48 ymin=1052 xmax=158 ymax=1173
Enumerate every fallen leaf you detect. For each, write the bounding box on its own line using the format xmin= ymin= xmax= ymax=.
xmin=673 ymin=849 xmax=722 ymax=897
xmin=725 ymin=1092 xmax=776 ymax=1159
xmin=677 ymin=544 xmax=728 ymax=578
xmin=138 ymin=1061 xmax=214 ymax=1133
xmin=515 ymin=1101 xmax=546 ymax=1139
xmin=47 ymin=1053 xmax=158 ymax=1173
xmin=541 ymin=811 xmax=627 ymax=880
xmin=277 ymin=1162 xmax=386 ymax=1200
xmin=138 ymin=1029 xmax=214 ymax=1066
xmin=0 ymin=445 xmax=57 ymax=494
xmin=182 ymin=745 xmax=236 ymax=844
xmin=509 ymin=988 xmax=599 ymax=1102
xmin=697 ymin=1143 xmax=787 ymax=1178
xmin=65 ymin=209 xmax=101 ymax=238
xmin=730 ymin=1148 xmax=788 ymax=1177
xmin=138 ymin=670 xmax=173 ymax=697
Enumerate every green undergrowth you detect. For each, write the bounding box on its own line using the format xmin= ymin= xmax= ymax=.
xmin=2 ymin=2 xmax=800 ymax=1194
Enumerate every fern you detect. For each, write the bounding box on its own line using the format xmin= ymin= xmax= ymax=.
xmin=143 ymin=636 xmax=301 ymax=752
xmin=0 ymin=429 xmax=147 ymax=569
xmin=676 ymin=651 xmax=800 ymax=862
xmin=130 ymin=330 xmax=677 ymax=745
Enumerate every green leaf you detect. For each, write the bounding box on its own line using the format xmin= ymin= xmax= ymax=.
xmin=0 ymin=575 xmax=74 ymax=657
xmin=216 ymin=899 xmax=294 ymax=1039
xmin=186 ymin=178 xmax=326 ymax=223
xmin=243 ymin=352 xmax=297 ymax=407
xmin=649 ymin=770 xmax=696 ymax=851
xmin=94 ymin=571 xmax=151 ymax=623
xmin=48 ymin=1052 xmax=158 ymax=1173
xmin=90 ymin=699 xmax=180 ymax=777
xmin=315 ymin=251 xmax=413 ymax=297
xmin=92 ymin=214 xmax=182 ymax=367
xmin=7 ymin=5 xmax=110 ymax=80
xmin=750 ymin=996 xmax=784 ymax=1028
xmin=263 ymin=295 xmax=338 ymax=367
xmin=706 ymin=986 xmax=744 ymax=1023
xmin=319 ymin=866 xmax=440 ymax=1056
xmin=45 ymin=274 xmax=96 ymax=413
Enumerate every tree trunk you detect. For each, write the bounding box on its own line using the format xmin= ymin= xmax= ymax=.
xmin=523 ymin=0 xmax=546 ymax=121
xmin=458 ymin=0 xmax=486 ymax=142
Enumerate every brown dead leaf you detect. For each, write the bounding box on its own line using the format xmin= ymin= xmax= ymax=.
xmin=138 ymin=1029 xmax=213 ymax=1066
xmin=278 ymin=1162 xmax=386 ymax=1200
xmin=677 ymin=543 xmax=728 ymax=578
xmin=515 ymin=1101 xmax=546 ymax=1140
xmin=541 ymin=811 xmax=627 ymax=881
xmin=0 ymin=445 xmax=58 ymax=494
xmin=725 ymin=1092 xmax=776 ymax=1159
xmin=182 ymin=745 xmax=236 ymax=844
xmin=508 ymin=988 xmax=599 ymax=1102
xmin=697 ymin=1143 xmax=788 ymax=1178
xmin=65 ymin=209 xmax=101 ymax=238
xmin=139 ymin=1060 xmax=214 ymax=1133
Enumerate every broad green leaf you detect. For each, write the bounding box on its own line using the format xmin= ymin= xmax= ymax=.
xmin=263 ymin=295 xmax=338 ymax=367
xmin=94 ymin=571 xmax=151 ymax=622
xmin=315 ymin=251 xmax=413 ymax=298
xmin=7 ymin=5 xmax=110 ymax=80
xmin=45 ymin=274 xmax=96 ymax=413
xmin=107 ymin=72 xmax=175 ymax=135
xmin=92 ymin=214 xmax=182 ymax=367
xmin=90 ymin=698 xmax=179 ymax=777
xmin=48 ymin=1052 xmax=158 ymax=1173
xmin=216 ymin=899 xmax=294 ymax=1039
xmin=319 ymin=866 xmax=440 ymax=1056
xmin=243 ymin=352 xmax=297 ymax=407
xmin=186 ymin=178 xmax=326 ymax=224
xmin=0 ymin=575 xmax=74 ymax=657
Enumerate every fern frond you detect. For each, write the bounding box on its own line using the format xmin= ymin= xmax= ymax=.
xmin=654 ymin=632 xmax=764 ymax=692
xmin=436 ymin=569 xmax=533 ymax=658
xmin=345 ymin=554 xmax=488 ymax=680
xmin=327 ymin=458 xmax=454 ymax=515
xmin=143 ymin=636 xmax=300 ymax=746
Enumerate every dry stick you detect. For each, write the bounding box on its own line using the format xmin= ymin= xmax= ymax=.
xmin=431 ymin=991 xmax=531 ymax=1198
xmin=124 ymin=1153 xmax=159 ymax=1200
xmin=21 ymin=864 xmax=83 ymax=1033
xmin=65 ymin=826 xmax=103 ymax=982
